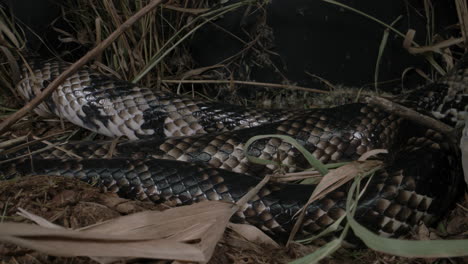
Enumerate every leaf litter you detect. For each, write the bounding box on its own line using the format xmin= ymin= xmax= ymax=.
xmin=0 ymin=174 xmax=318 ymax=264
xmin=0 ymin=173 xmax=268 ymax=263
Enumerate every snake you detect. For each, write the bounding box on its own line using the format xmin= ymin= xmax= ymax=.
xmin=1 ymin=56 xmax=466 ymax=242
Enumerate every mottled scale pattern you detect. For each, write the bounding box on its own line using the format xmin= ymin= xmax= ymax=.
xmin=8 ymin=103 xmax=403 ymax=176
xmin=354 ymin=147 xmax=461 ymax=238
xmin=5 ymin=55 xmax=467 ymax=241
xmin=17 ymin=59 xmax=298 ymax=140
xmin=143 ymin=103 xmax=404 ymax=174
xmin=398 ymin=58 xmax=468 ymax=127
xmin=2 ymin=147 xmax=458 ymax=238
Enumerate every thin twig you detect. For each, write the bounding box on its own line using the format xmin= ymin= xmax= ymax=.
xmin=365 ymin=96 xmax=455 ymax=141
xmin=0 ymin=136 xmax=27 ymax=149
xmin=0 ymin=144 xmax=59 ymax=165
xmin=161 ymin=4 xmax=210 ymax=14
xmin=455 ymin=0 xmax=468 ymax=49
xmin=31 ymin=136 xmax=82 ymax=159
xmin=407 ymin=37 xmax=464 ymax=55
xmin=0 ymin=0 xmax=165 ymax=136
xmin=234 ymin=175 xmax=271 ymax=210
xmin=270 ymin=170 xmax=322 ymax=183
xmin=105 ymin=136 xmax=122 ymax=159
xmin=161 ymin=79 xmax=329 ymax=94
xmin=305 ymin=71 xmax=336 ymax=90
xmin=0 ymin=130 xmax=72 ymax=156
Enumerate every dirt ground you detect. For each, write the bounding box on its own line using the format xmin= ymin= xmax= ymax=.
xmin=0 ymin=175 xmax=466 ymax=264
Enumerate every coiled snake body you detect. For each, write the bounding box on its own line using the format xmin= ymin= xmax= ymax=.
xmin=2 ymin=57 xmax=467 ymax=240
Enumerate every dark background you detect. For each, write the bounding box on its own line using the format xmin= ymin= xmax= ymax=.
xmin=3 ymin=0 xmax=459 ymax=91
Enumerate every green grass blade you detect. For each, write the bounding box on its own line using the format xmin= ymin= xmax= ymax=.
xmin=290 ymin=163 xmax=377 ymax=261
xmin=347 ymin=216 xmax=468 ymax=258
xmin=347 ymin=214 xmax=468 ymax=258
xmin=375 ymin=16 xmax=402 ymax=91
xmin=289 ymin=239 xmax=342 ymax=264
xmin=244 ymin=134 xmax=328 ymax=176
xmin=295 ymin=214 xmax=345 ymax=244
xmin=345 ymin=175 xmax=468 ymax=258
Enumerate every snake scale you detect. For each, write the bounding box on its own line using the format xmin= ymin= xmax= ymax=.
xmin=1 ymin=56 xmax=466 ymax=242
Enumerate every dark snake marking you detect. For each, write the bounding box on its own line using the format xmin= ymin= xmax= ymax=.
xmin=4 ymin=145 xmax=459 ymax=240
xmin=2 ymin=56 xmax=466 ymax=242
xmin=16 ymin=59 xmax=302 ymax=140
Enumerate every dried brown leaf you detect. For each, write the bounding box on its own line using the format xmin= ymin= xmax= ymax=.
xmin=403 ymin=29 xmax=416 ymax=50
xmin=358 ymin=149 xmax=387 ymax=161
xmin=403 ymin=29 xmax=463 ymax=55
xmin=17 ymin=207 xmax=64 ymax=229
xmin=287 ymin=159 xmax=382 ymax=246
xmin=1 ymin=235 xmax=204 ymax=260
xmin=300 ymin=160 xmax=382 ymax=204
xmin=227 ymin=223 xmax=279 ymax=248
xmin=407 ymin=37 xmax=464 ymax=55
xmin=1 ymin=201 xmax=236 ymax=262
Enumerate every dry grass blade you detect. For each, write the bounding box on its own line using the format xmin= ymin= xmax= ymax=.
xmin=235 ymin=175 xmax=271 ymax=208
xmin=178 ymin=65 xmax=225 ymax=80
xmin=305 ymin=160 xmax=382 ymax=204
xmin=0 ymin=162 xmax=276 ymax=262
xmin=0 ymin=45 xmax=21 ymax=98
xmin=0 ymin=143 xmax=59 ymax=165
xmin=161 ymin=4 xmax=210 ymax=14
xmin=17 ymin=207 xmax=64 ymax=229
xmin=0 ymin=46 xmax=20 ymax=84
xmin=375 ymin=16 xmax=402 ymax=91
xmin=358 ymin=149 xmax=387 ymax=161
xmin=0 ymin=130 xmax=71 ymax=156
xmin=286 ymin=160 xmax=383 ymax=246
xmin=365 ymin=96 xmax=455 ymax=141
xmin=131 ymin=0 xmax=257 ymax=83
xmin=227 ymin=223 xmax=280 ymax=248
xmin=31 ymin=136 xmax=82 ymax=159
xmin=0 ymin=0 xmax=165 ymax=136
xmin=0 ymin=135 xmax=27 ymax=149
xmin=2 ymin=235 xmax=205 ymax=261
xmin=271 ymin=170 xmax=323 ymax=183
xmin=456 ymin=0 xmax=468 ymax=48
xmin=162 ymin=79 xmax=329 ymax=94
xmin=405 ymin=36 xmax=464 ymax=55
xmin=320 ymin=0 xmax=446 ymax=75
xmin=0 ymin=15 xmax=20 ymax=48
xmin=104 ymin=136 xmax=122 ymax=158
xmin=0 ymin=201 xmax=235 ymax=262
xmin=403 ymin=29 xmax=416 ymax=51
xmin=401 ymin=67 xmax=432 ymax=87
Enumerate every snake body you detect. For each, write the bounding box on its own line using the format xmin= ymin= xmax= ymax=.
xmin=2 ymin=57 xmax=466 ymax=240
xmin=17 ymin=60 xmax=301 ymax=140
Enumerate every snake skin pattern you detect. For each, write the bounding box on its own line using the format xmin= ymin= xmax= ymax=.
xmin=4 ymin=146 xmax=460 ymax=239
xmin=17 ymin=59 xmax=301 ymax=140
xmin=4 ymin=104 xmax=450 ymax=176
xmin=397 ymin=57 xmax=468 ymax=127
xmin=2 ymin=56 xmax=466 ymax=240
